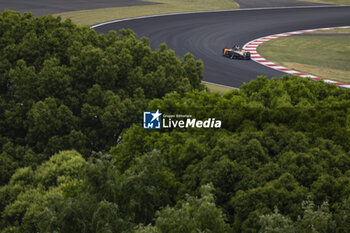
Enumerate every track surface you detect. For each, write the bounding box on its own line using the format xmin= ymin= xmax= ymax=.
xmin=0 ymin=0 xmax=157 ymax=16
xmin=94 ymin=6 xmax=350 ymax=87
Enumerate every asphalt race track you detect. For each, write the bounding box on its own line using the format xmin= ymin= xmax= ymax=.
xmin=94 ymin=6 xmax=350 ymax=87
xmin=0 ymin=0 xmax=157 ymax=16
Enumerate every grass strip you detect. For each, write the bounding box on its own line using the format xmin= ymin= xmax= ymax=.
xmin=204 ymin=83 xmax=236 ymax=94
xmin=54 ymin=0 xmax=238 ymax=26
xmin=308 ymin=28 xmax=350 ymax=34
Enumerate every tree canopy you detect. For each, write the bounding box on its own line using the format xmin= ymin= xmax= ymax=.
xmin=2 ymin=72 xmax=350 ymax=232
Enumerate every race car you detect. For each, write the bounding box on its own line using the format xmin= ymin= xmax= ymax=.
xmin=223 ymin=45 xmax=251 ymax=60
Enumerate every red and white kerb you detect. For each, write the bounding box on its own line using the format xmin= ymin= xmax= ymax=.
xmin=243 ymin=26 xmax=350 ymax=89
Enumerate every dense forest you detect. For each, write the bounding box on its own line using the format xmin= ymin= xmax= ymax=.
xmin=1 ymin=10 xmax=350 ymax=233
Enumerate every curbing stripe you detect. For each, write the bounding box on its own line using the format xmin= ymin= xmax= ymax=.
xmin=243 ymin=26 xmax=350 ymax=89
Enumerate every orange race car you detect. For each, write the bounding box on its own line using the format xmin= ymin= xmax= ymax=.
xmin=223 ymin=45 xmax=251 ymax=60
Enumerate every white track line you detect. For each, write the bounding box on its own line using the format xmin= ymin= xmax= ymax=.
xmin=243 ymin=26 xmax=350 ymax=89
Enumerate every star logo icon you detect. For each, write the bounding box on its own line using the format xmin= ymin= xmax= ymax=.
xmin=143 ymin=110 xmax=162 ymax=129
xmin=151 ymin=109 xmax=162 ymax=122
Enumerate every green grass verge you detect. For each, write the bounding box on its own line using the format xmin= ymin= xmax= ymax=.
xmin=204 ymin=83 xmax=236 ymax=95
xmin=257 ymin=34 xmax=350 ymax=84
xmin=301 ymin=0 xmax=350 ymax=5
xmin=308 ymin=28 xmax=350 ymax=34
xmin=54 ymin=0 xmax=238 ymax=26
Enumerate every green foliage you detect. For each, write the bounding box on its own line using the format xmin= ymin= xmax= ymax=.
xmin=0 ymin=150 xmax=86 ymax=232
xmin=117 ymin=150 xmax=180 ymax=224
xmin=135 ymin=184 xmax=231 ymax=233
xmin=0 ymin=10 xmax=204 ymax=185
xmin=3 ymin=74 xmax=349 ymax=232
xmin=260 ymin=200 xmax=335 ymax=233
xmin=109 ymin=76 xmax=350 ymax=232
xmin=259 ymin=207 xmax=295 ymax=233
